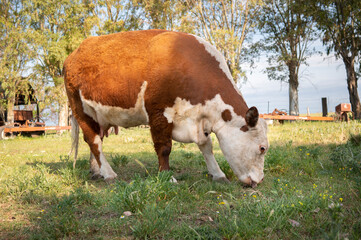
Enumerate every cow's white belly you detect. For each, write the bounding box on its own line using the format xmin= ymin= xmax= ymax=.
xmin=163 ymin=98 xmax=200 ymax=143
xmin=171 ymin=118 xmax=199 ymax=143
xmin=164 ymin=97 xmax=216 ymax=145
xmin=80 ymin=81 xmax=149 ymax=128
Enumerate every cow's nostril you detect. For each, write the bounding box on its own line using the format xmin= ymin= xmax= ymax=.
xmin=242 ymin=177 xmax=261 ymax=188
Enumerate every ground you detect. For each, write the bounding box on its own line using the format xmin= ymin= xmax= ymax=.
xmin=0 ymin=121 xmax=360 ymax=239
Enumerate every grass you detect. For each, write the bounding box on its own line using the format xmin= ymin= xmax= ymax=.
xmin=0 ymin=121 xmax=360 ymax=239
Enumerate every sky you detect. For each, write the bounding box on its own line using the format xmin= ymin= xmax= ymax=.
xmin=240 ymin=53 xmax=358 ymax=115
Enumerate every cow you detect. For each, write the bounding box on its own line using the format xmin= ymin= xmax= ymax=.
xmin=64 ymin=29 xmax=268 ymax=187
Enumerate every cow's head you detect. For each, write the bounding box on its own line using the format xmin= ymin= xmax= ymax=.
xmin=215 ymin=107 xmax=268 ymax=188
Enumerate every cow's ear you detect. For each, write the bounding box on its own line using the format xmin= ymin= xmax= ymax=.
xmin=245 ymin=107 xmax=259 ymax=127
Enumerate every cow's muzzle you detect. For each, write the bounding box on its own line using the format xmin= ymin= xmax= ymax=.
xmin=243 ymin=177 xmax=264 ymax=188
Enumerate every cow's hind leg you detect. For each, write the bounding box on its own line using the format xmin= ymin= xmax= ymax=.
xmin=198 ymin=137 xmax=229 ymax=183
xmin=77 ymin=115 xmax=117 ymax=182
xmin=90 ymin=135 xmax=117 ymax=182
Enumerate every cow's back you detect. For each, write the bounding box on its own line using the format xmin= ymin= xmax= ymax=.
xmin=143 ymin=31 xmax=248 ymax=117
xmin=64 ymin=30 xmax=167 ymax=110
xmin=64 ymin=30 xmax=248 ymax=127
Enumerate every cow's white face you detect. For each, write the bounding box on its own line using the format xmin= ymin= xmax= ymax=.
xmin=215 ymin=107 xmax=268 ymax=187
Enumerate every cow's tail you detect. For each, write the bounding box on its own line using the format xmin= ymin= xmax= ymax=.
xmin=69 ymin=115 xmax=79 ymax=168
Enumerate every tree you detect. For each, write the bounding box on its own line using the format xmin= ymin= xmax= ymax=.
xmin=90 ymin=0 xmax=188 ymax=34
xmin=186 ymin=0 xmax=262 ymax=83
xmin=0 ymin=0 xmax=33 ymax=124
xmin=25 ymin=0 xmax=96 ymax=126
xmin=90 ymin=0 xmax=144 ymax=35
xmin=310 ymin=0 xmax=361 ymax=119
xmin=258 ymin=0 xmax=318 ymax=116
xmin=135 ymin=0 xmax=191 ymax=31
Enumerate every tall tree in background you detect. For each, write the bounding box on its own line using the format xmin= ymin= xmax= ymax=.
xmin=0 ymin=0 xmax=33 ymax=124
xmin=136 ymin=0 xmax=190 ymax=31
xmin=91 ymin=0 xmax=143 ymax=34
xmin=310 ymin=0 xmax=361 ymax=119
xmin=186 ymin=0 xmax=262 ymax=83
xmin=26 ymin=0 xmax=96 ymax=126
xmin=258 ymin=0 xmax=317 ymax=116
xmin=91 ymin=0 xmax=190 ymax=34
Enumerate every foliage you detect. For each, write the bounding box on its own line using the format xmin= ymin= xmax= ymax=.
xmin=24 ymin=0 xmax=97 ymax=125
xmin=0 ymin=0 xmax=34 ymax=122
xmin=91 ymin=0 xmax=144 ymax=34
xmin=186 ymin=0 xmax=263 ymax=83
xmin=110 ymin=171 xmax=178 ymax=212
xmin=308 ymin=0 xmax=361 ymax=119
xmin=91 ymin=0 xmax=191 ymax=34
xmin=258 ymin=0 xmax=317 ymax=81
xmin=330 ymin=133 xmax=361 ymax=175
xmin=258 ymin=0 xmax=319 ymax=115
xmin=136 ymin=0 xmax=191 ymax=31
xmin=111 ymin=153 xmax=129 ymax=168
xmin=1 ymin=0 xmax=361 ymax=123
xmin=309 ymin=0 xmax=361 ymax=61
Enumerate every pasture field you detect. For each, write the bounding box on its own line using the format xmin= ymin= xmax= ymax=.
xmin=0 ymin=121 xmax=361 ymax=239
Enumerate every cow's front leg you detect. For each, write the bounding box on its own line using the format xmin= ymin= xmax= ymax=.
xmin=198 ymin=137 xmax=229 ymax=183
xmin=149 ymin=112 xmax=173 ymax=171
xmin=89 ymin=152 xmax=101 ymax=179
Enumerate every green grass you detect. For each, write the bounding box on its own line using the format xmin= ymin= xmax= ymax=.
xmin=0 ymin=121 xmax=360 ymax=239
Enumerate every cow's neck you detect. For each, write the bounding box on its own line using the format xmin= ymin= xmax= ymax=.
xmin=216 ymin=82 xmax=248 ymax=118
xmin=202 ymin=94 xmax=248 ymax=134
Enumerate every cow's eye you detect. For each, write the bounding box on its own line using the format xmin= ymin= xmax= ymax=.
xmin=260 ymin=146 xmax=266 ymax=154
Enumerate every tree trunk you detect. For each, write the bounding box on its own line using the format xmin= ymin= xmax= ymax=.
xmin=6 ymin=95 xmax=15 ymax=125
xmin=58 ymin=87 xmax=69 ymax=132
xmin=344 ymin=58 xmax=361 ymax=119
xmin=288 ymin=63 xmax=299 ymax=116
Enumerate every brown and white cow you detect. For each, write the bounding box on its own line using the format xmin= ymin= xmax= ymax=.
xmin=64 ymin=30 xmax=268 ymax=187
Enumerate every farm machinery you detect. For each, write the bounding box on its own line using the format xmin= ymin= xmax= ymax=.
xmin=0 ymin=86 xmax=71 ymax=140
xmin=260 ymin=104 xmax=354 ymax=123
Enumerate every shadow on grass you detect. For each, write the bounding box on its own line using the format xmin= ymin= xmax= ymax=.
xmin=23 ymin=149 xmax=212 ymax=183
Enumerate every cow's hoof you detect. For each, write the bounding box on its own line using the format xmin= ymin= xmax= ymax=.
xmin=214 ymin=176 xmax=230 ymax=183
xmin=104 ymin=177 xmax=117 ymax=184
xmin=91 ymin=173 xmax=102 ymax=180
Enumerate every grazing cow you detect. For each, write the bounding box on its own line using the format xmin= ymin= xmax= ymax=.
xmin=64 ymin=30 xmax=268 ymax=187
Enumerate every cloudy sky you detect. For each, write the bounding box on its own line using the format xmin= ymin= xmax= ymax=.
xmin=240 ymin=53 xmax=357 ymax=115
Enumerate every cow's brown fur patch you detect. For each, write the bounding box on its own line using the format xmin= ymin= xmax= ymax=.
xmin=221 ymin=109 xmax=232 ymax=122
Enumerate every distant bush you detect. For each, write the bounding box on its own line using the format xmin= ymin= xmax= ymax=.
xmin=111 ymin=153 xmax=129 ymax=168
xmin=330 ymin=134 xmax=361 ymax=175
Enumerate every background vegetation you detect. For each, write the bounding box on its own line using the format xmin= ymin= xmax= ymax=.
xmin=1 ymin=0 xmax=361 ymax=123
xmin=0 ymin=121 xmax=360 ymax=239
